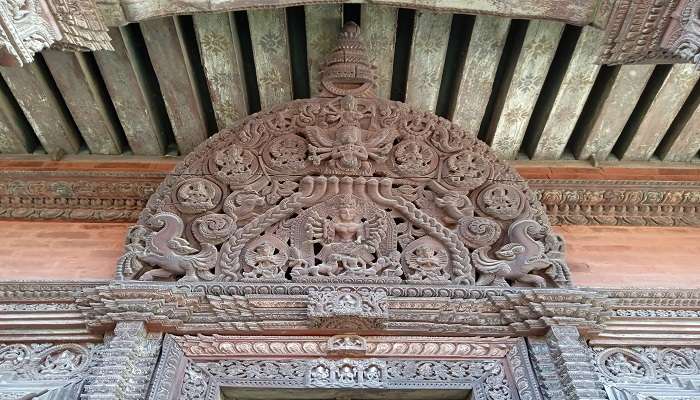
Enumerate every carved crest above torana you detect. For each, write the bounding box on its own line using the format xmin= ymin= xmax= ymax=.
xmin=117 ymin=22 xmax=570 ymax=289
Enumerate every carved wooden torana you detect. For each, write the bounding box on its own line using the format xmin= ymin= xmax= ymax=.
xmin=117 ymin=22 xmax=570 ymax=290
xmin=2 ymin=21 xmax=700 ymax=400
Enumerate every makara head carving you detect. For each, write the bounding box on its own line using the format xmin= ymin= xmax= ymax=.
xmin=117 ymin=22 xmax=571 ymax=288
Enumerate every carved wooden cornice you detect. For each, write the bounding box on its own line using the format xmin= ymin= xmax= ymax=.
xmin=0 ymin=0 xmax=111 ymax=67
xmin=2 ymin=162 xmax=698 ymax=226
xmin=1 ymin=281 xmax=699 ymax=347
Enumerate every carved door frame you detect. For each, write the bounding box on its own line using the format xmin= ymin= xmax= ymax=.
xmin=147 ymin=335 xmax=542 ymax=400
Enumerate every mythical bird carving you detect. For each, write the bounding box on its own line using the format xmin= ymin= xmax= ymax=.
xmin=472 ymin=219 xmax=558 ymax=287
xmin=117 ymin=213 xmax=217 ymax=281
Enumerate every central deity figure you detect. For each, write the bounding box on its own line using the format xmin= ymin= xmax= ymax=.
xmin=305 ymin=96 xmax=394 ymax=176
xmin=299 ymin=195 xmax=391 ymax=278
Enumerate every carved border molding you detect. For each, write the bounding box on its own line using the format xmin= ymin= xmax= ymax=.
xmin=1 ymin=282 xmax=700 ymax=346
xmin=3 ymin=168 xmax=699 ymax=226
xmin=147 ymin=334 xmax=542 ymax=400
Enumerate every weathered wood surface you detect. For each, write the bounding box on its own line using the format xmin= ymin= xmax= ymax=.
xmin=658 ymin=104 xmax=700 ymax=162
xmin=0 ymin=80 xmax=33 ymax=153
xmin=450 ymin=15 xmax=509 ymax=135
xmin=194 ymin=12 xmax=249 ymax=130
xmin=573 ymin=65 xmax=655 ymax=161
xmin=488 ymin=20 xmax=564 ymax=160
xmin=405 ymin=11 xmax=452 ymax=112
xmin=531 ymin=26 xmax=603 ymax=160
xmin=94 ymin=27 xmax=167 ymax=156
xmin=97 ymin=0 xmax=598 ymax=27
xmin=248 ymin=9 xmax=293 ymax=109
xmin=620 ymin=64 xmax=700 ymax=161
xmin=361 ymin=5 xmax=398 ymax=99
xmin=305 ymin=5 xmax=343 ymax=97
xmin=43 ymin=50 xmax=123 ymax=155
xmin=0 ymin=63 xmax=81 ymax=154
xmin=140 ymin=17 xmax=209 ymax=155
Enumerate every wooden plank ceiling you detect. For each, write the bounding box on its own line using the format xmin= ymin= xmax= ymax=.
xmin=0 ymin=4 xmax=699 ymax=164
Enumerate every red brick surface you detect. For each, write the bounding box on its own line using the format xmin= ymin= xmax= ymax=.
xmin=0 ymin=221 xmax=698 ymax=288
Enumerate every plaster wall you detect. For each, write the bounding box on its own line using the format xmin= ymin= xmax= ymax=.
xmin=0 ymin=221 xmax=698 ymax=288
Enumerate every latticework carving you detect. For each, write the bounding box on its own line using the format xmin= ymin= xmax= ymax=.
xmin=116 ymin=22 xmax=570 ymax=290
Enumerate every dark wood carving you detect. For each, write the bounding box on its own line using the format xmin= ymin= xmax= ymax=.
xmin=116 ymin=22 xmax=569 ymax=289
xmin=2 ymin=168 xmax=699 ymax=226
xmin=599 ymin=0 xmax=700 ymax=65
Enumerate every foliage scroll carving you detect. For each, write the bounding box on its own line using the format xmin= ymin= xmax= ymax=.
xmin=117 ymin=22 xmax=570 ymax=289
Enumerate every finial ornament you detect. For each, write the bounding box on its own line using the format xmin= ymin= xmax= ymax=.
xmin=319 ymin=21 xmax=377 ymax=98
xmin=117 ymin=22 xmax=571 ymax=289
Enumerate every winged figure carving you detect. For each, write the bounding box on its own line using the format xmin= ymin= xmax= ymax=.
xmin=472 ymin=219 xmax=555 ymax=287
xmin=117 ymin=212 xmax=217 ymax=281
xmin=304 ymin=96 xmax=394 ymax=175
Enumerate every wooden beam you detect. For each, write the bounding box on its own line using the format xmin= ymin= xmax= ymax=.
xmin=361 ymin=5 xmax=398 ymax=99
xmin=193 ymin=12 xmax=249 ymax=130
xmin=530 ymin=26 xmax=603 ymax=160
xmin=0 ymin=78 xmax=33 ymax=153
xmin=42 ymin=50 xmax=123 ymax=155
xmin=93 ymin=27 xmax=167 ymax=156
xmin=658 ymin=104 xmax=700 ymax=162
xmin=405 ymin=11 xmax=452 ymax=112
xmin=247 ymin=9 xmax=293 ymax=109
xmin=140 ymin=17 xmax=209 ymax=155
xmin=620 ymin=64 xmax=700 ymax=161
xmin=101 ymin=0 xmax=598 ymax=27
xmin=0 ymin=63 xmax=81 ymax=154
xmin=450 ymin=15 xmax=509 ymax=135
xmin=573 ymin=65 xmax=655 ymax=161
xmin=488 ymin=20 xmax=564 ymax=160
xmin=305 ymin=5 xmax=343 ymax=97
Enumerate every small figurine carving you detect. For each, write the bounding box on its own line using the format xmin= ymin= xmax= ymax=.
xmin=605 ymin=352 xmax=647 ymax=378
xmin=403 ymin=237 xmax=449 ymax=282
xmin=175 ymin=178 xmax=221 ymax=214
xmin=242 ymin=237 xmax=288 ymax=280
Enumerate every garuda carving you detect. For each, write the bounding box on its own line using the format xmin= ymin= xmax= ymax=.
xmin=116 ymin=22 xmax=570 ymax=289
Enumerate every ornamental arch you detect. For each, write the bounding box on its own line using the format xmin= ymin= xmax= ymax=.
xmin=117 ymin=22 xmax=570 ymax=290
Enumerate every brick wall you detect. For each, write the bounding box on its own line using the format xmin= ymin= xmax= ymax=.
xmin=0 ymin=221 xmax=698 ymax=288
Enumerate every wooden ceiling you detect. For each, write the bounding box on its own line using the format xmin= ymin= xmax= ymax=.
xmin=0 ymin=4 xmax=698 ymax=164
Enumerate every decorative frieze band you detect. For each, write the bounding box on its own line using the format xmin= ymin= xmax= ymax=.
xmin=2 ymin=169 xmax=698 ymax=226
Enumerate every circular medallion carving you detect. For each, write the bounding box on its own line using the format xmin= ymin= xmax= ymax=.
xmin=476 ymin=184 xmax=525 ymax=220
xmin=211 ymin=145 xmax=260 ymax=185
xmin=175 ymin=178 xmax=222 ymax=214
xmin=391 ymin=140 xmax=438 ymax=176
xmin=264 ymin=134 xmax=308 ymax=172
xmin=442 ymin=152 xmax=490 ymax=190
xmin=192 ymin=213 xmax=237 ymax=245
xmin=659 ymin=349 xmax=698 ymax=375
xmin=597 ymin=348 xmax=655 ymax=382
